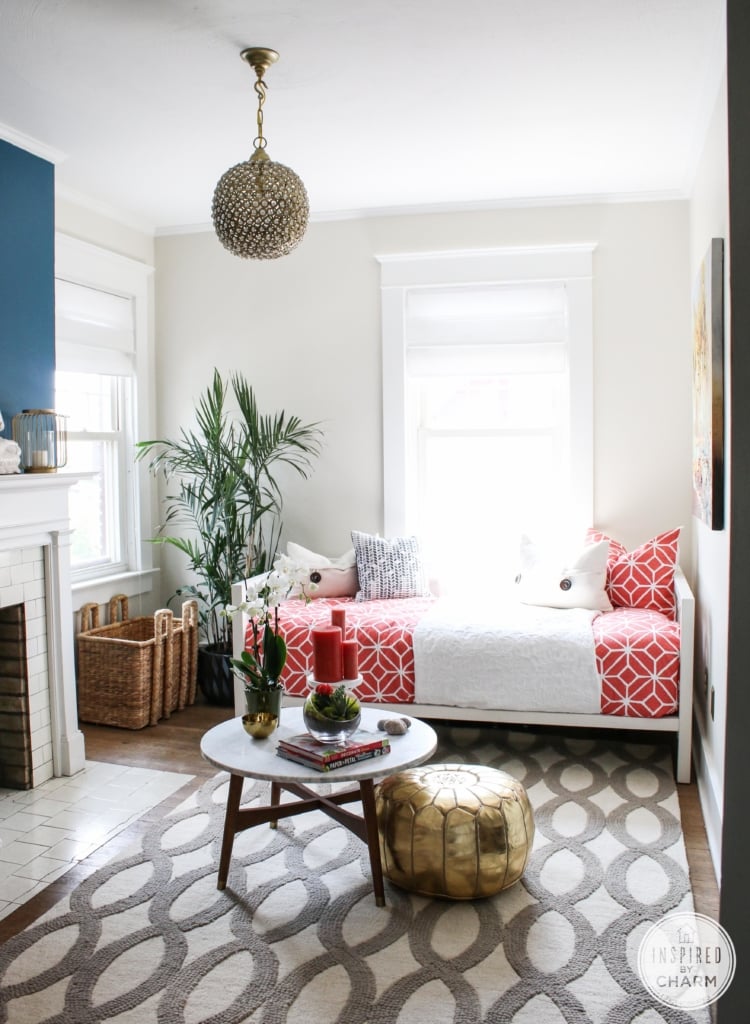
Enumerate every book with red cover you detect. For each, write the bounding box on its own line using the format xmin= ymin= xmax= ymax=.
xmin=276 ymin=744 xmax=390 ymax=773
xmin=277 ymin=730 xmax=390 ymax=765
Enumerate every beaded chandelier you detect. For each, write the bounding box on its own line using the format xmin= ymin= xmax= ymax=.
xmin=212 ymin=48 xmax=309 ymax=260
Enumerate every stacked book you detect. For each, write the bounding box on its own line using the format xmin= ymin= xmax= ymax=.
xmin=276 ymin=730 xmax=391 ymax=772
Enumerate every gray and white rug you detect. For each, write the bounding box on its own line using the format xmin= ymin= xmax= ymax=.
xmin=0 ymin=725 xmax=709 ymax=1023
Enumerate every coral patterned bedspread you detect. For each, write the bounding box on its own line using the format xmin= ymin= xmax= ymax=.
xmin=259 ymin=597 xmax=680 ymax=719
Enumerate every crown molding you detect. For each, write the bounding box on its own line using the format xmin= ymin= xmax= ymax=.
xmin=156 ymin=220 xmax=214 ymax=237
xmin=309 ymin=189 xmax=689 ymax=222
xmin=0 ymin=121 xmax=67 ymax=164
xmin=155 ymin=188 xmax=689 ymax=237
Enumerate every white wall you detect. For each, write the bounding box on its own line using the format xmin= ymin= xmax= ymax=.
xmin=688 ymin=73 xmax=730 ymax=878
xmin=154 ymin=199 xmax=693 ymax=606
xmin=55 ymin=196 xmax=155 ymax=266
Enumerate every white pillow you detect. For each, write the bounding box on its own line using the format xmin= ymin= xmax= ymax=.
xmin=286 ymin=542 xmax=358 ymax=598
xmin=515 ymin=536 xmax=613 ymax=612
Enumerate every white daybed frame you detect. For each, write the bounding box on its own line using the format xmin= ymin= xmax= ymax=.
xmin=231 ymin=568 xmax=695 ymax=784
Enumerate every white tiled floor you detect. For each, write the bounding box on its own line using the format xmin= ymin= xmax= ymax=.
xmin=0 ymin=761 xmax=193 ymax=920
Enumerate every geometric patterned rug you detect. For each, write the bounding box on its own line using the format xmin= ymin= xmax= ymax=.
xmin=0 ymin=725 xmax=709 ymax=1023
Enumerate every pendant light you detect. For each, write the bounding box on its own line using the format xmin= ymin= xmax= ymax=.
xmin=211 ymin=48 xmax=309 ymax=260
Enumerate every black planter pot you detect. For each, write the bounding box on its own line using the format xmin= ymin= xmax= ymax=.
xmin=197 ymin=644 xmax=235 ymax=707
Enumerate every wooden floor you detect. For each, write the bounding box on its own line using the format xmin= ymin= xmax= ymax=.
xmin=0 ymin=698 xmax=719 ymax=943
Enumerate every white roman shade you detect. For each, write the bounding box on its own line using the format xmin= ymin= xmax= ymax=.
xmin=55 ymin=279 xmax=135 ymax=375
xmin=405 ymin=282 xmax=568 ymax=376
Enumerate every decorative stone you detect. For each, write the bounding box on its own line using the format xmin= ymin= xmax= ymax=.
xmin=377 ymin=717 xmax=412 ymax=734
xmin=376 ymin=763 xmax=535 ymax=899
xmin=383 ymin=719 xmax=408 ymax=735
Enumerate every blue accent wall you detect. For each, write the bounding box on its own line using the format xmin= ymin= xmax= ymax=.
xmin=0 ymin=139 xmax=55 ymax=437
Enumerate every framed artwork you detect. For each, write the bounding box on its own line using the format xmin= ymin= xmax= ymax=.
xmin=692 ymin=237 xmax=725 ymax=530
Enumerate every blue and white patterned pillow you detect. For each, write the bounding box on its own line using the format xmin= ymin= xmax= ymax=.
xmin=351 ymin=531 xmax=430 ymax=601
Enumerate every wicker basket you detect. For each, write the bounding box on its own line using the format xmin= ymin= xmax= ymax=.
xmin=76 ymin=595 xmax=199 ymax=729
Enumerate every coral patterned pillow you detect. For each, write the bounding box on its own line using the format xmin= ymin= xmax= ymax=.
xmin=586 ymin=527 xmax=681 ymax=617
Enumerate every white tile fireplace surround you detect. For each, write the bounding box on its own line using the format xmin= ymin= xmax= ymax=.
xmin=0 ymin=475 xmax=85 ymax=787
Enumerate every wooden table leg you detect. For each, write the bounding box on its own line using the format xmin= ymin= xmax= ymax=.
xmin=359 ymin=778 xmax=386 ymax=907
xmin=215 ymin=773 xmax=387 ymax=906
xmin=217 ymin=773 xmax=243 ymax=890
xmin=270 ymin=781 xmax=280 ymax=829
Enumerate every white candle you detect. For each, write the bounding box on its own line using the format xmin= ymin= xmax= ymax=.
xmin=31 ymin=450 xmax=49 ymax=468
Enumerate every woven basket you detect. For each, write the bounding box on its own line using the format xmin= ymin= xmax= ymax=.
xmin=76 ymin=595 xmax=199 ymax=729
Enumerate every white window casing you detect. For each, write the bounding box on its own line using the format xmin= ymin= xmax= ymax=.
xmin=54 ymin=233 xmax=157 ymax=605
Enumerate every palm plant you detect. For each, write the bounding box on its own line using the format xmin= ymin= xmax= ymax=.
xmin=136 ymin=369 xmax=322 ymax=651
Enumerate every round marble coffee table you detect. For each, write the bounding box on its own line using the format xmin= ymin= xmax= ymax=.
xmin=201 ymin=707 xmax=437 ymax=906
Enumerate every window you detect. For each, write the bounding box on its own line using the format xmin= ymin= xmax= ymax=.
xmin=55 ymin=370 xmax=133 ymax=575
xmin=379 ymin=246 xmax=595 ymax=592
xmin=54 ymin=234 xmax=155 ymax=593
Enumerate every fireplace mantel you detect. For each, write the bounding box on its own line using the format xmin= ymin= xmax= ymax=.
xmin=0 ymin=474 xmax=81 ymax=548
xmin=0 ymin=473 xmax=86 ymax=779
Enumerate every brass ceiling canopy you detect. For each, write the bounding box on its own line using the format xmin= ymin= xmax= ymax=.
xmin=211 ymin=47 xmax=309 ymax=260
xmin=241 ymin=46 xmax=279 ymax=77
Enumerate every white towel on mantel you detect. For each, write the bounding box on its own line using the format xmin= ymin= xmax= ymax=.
xmin=412 ymin=595 xmax=601 ymax=714
xmin=0 ymin=438 xmax=21 ymax=474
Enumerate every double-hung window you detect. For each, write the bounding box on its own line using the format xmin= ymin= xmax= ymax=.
xmin=54 ymin=234 xmax=155 ymax=596
xmin=379 ymin=246 xmax=595 ymax=593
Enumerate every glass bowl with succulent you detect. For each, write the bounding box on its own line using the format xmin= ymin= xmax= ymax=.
xmin=229 ymin=556 xmax=314 ymax=738
xmin=303 ymin=682 xmax=362 ymax=745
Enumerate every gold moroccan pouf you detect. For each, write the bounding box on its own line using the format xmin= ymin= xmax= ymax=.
xmin=376 ymin=763 xmax=535 ymax=900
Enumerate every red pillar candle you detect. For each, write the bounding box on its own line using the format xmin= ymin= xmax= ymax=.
xmin=331 ymin=607 xmax=347 ymax=635
xmin=312 ymin=626 xmax=343 ymax=682
xmin=342 ymin=639 xmax=359 ymax=681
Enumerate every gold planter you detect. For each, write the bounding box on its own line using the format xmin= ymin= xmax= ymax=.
xmin=242 ymin=683 xmax=283 ymax=739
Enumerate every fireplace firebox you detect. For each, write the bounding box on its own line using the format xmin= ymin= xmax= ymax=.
xmin=0 ymin=604 xmax=32 ymax=789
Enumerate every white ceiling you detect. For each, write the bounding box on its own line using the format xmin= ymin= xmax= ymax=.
xmin=0 ymin=0 xmax=727 ymax=234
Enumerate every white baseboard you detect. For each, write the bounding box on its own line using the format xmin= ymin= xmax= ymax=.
xmin=692 ymin=712 xmax=723 ymax=885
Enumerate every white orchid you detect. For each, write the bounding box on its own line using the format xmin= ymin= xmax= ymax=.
xmin=230 ymin=557 xmax=314 ymax=690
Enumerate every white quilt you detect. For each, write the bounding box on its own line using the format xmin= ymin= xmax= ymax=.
xmin=412 ymin=595 xmax=601 ymax=714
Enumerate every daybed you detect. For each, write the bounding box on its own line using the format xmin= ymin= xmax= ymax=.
xmin=231 ymin=530 xmax=695 ymax=783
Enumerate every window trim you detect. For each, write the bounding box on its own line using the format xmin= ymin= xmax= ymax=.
xmin=54 ymin=233 xmax=156 ymax=602
xmin=377 ymin=244 xmax=596 ymax=538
